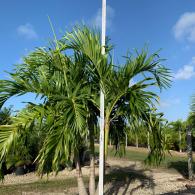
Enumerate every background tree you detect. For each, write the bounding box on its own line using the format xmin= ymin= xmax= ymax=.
xmin=0 ymin=107 xmax=12 ymax=125
xmin=65 ymin=27 xmax=171 ymax=160
xmin=169 ymin=120 xmax=185 ymax=152
xmin=0 ymin=42 xmax=92 ymax=195
xmin=186 ymin=96 xmax=195 ymax=180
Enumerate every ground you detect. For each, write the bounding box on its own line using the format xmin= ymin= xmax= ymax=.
xmin=0 ymin=147 xmax=195 ymax=195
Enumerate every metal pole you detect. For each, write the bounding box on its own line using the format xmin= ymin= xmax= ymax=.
xmin=99 ymin=0 xmax=106 ymax=194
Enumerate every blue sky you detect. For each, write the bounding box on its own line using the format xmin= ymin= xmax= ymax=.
xmin=1 ymin=0 xmax=195 ymax=121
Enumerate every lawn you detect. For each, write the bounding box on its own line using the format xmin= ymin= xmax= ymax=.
xmin=106 ymin=146 xmax=191 ymax=177
xmin=0 ymin=179 xmax=76 ymax=195
xmin=107 ymin=146 xmax=187 ymax=165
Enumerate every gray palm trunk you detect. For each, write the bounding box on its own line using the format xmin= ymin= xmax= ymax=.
xmin=147 ymin=131 xmax=150 ymax=151
xmin=135 ymin=134 xmax=139 ymax=148
xmin=75 ymin=153 xmax=88 ymax=195
xmin=126 ymin=133 xmax=128 ymax=148
xmin=187 ymin=126 xmax=193 ymax=180
xmin=179 ymin=127 xmax=182 ymax=153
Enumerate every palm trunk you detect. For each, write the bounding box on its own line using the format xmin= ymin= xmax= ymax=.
xmin=89 ymin=127 xmax=95 ymax=195
xmin=104 ymin=121 xmax=110 ymax=158
xmin=67 ymin=143 xmax=73 ymax=170
xmin=126 ymin=133 xmax=128 ymax=149
xmin=135 ymin=134 xmax=139 ymax=148
xmin=75 ymin=152 xmax=88 ymax=195
xmin=147 ymin=131 xmax=150 ymax=151
xmin=187 ymin=126 xmax=193 ymax=180
xmin=179 ymin=128 xmax=182 ymax=153
xmin=95 ymin=183 xmax=100 ymax=195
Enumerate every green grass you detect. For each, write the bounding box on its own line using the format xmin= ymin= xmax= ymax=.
xmin=108 ymin=147 xmax=148 ymax=161
xmin=104 ymin=146 xmax=187 ymax=165
xmin=0 ymin=178 xmax=79 ymax=195
xmin=95 ymin=145 xmax=191 ymax=174
xmin=105 ymin=146 xmax=191 ymax=177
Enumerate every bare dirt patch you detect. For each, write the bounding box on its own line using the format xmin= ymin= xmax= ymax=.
xmin=104 ymin=158 xmax=188 ymax=195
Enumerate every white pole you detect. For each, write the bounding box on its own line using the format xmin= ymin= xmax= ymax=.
xmin=99 ymin=0 xmax=106 ymax=194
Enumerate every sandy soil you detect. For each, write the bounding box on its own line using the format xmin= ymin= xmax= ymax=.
xmin=104 ymin=158 xmax=187 ymax=195
xmin=0 ymin=158 xmax=194 ymax=195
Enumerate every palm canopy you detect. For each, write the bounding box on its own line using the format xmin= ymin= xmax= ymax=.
xmin=103 ymin=50 xmax=171 ymax=160
xmin=0 ymin=34 xmax=96 ymax=174
xmin=62 ymin=26 xmax=171 ymax=159
xmin=0 ymin=25 xmax=172 ymax=175
xmin=169 ymin=120 xmax=184 ymax=130
xmin=103 ymin=51 xmax=170 ymax=124
xmin=189 ymin=95 xmax=195 ymax=127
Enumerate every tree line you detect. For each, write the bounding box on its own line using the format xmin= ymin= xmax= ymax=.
xmin=127 ymin=117 xmax=195 ymax=153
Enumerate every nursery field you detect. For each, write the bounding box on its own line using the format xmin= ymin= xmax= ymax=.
xmin=0 ymin=146 xmax=194 ymax=195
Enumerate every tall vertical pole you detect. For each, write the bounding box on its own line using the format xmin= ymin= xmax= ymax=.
xmin=99 ymin=0 xmax=106 ymax=194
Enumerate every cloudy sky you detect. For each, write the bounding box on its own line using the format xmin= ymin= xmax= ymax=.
xmin=0 ymin=0 xmax=195 ymax=121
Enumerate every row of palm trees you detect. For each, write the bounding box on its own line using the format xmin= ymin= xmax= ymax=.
xmin=0 ymin=26 xmax=171 ymax=194
xmin=130 ymin=118 xmax=192 ymax=153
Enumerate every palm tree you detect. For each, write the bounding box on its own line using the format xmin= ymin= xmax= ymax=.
xmin=186 ymin=113 xmax=194 ymax=181
xmin=64 ymin=27 xmax=171 ymax=160
xmin=127 ymin=118 xmax=141 ymax=148
xmin=0 ymin=40 xmax=93 ymax=194
xmin=186 ymin=96 xmax=195 ymax=180
xmin=0 ymin=107 xmax=12 ymax=125
xmin=104 ymin=53 xmax=171 ymax=158
xmin=144 ymin=112 xmax=168 ymax=165
xmin=169 ymin=120 xmax=184 ymax=152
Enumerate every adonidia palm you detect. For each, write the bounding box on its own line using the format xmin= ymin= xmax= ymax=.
xmin=0 ymin=40 xmax=98 ymax=195
xmin=64 ymin=26 xmax=171 ymax=160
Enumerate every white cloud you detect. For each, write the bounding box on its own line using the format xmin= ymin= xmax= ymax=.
xmin=174 ymin=57 xmax=195 ymax=80
xmin=174 ymin=65 xmax=195 ymax=80
xmin=159 ymin=98 xmax=181 ymax=108
xmin=173 ymin=12 xmax=195 ymax=42
xmin=17 ymin=23 xmax=38 ymax=39
xmin=90 ymin=5 xmax=115 ymax=29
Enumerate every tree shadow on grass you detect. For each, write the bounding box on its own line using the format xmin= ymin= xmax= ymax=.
xmin=104 ymin=164 xmax=155 ymax=195
xmin=168 ymin=161 xmax=195 ymax=179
